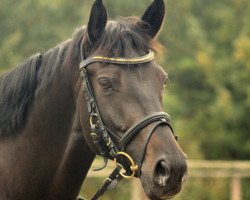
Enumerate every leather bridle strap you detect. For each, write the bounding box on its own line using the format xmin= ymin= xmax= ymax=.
xmin=79 ymin=50 xmax=157 ymax=160
xmin=136 ymin=120 xmax=173 ymax=176
xmin=78 ymin=49 xmax=177 ymax=200
xmin=118 ymin=112 xmax=174 ymax=176
xmin=119 ymin=112 xmax=172 ymax=150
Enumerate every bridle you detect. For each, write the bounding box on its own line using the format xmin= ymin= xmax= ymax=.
xmin=78 ymin=46 xmax=177 ymax=200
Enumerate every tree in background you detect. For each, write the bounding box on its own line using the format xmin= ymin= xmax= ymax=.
xmin=102 ymin=0 xmax=250 ymax=160
xmin=0 ymin=0 xmax=91 ymax=71
xmin=161 ymin=0 xmax=250 ymax=160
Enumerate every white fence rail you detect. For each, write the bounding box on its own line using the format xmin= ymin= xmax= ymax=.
xmin=86 ymin=160 xmax=250 ymax=200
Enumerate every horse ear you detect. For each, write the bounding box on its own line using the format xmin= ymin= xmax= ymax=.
xmin=87 ymin=0 xmax=107 ymax=43
xmin=141 ymin=0 xmax=165 ymax=38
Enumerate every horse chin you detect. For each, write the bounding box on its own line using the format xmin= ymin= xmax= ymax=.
xmin=144 ymin=188 xmax=182 ymax=200
xmin=141 ymin=175 xmax=183 ymax=200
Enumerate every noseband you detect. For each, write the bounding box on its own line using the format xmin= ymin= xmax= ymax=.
xmin=78 ymin=50 xmax=177 ymax=200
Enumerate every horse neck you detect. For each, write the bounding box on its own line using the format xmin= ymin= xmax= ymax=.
xmin=18 ymin=51 xmax=95 ymax=199
xmin=31 ymin=54 xmax=96 ymax=199
xmin=48 ymin=113 xmax=95 ymax=199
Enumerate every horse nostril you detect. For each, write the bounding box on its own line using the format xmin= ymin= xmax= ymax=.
xmin=154 ymin=160 xmax=170 ymax=187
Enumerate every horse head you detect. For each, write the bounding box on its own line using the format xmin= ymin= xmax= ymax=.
xmin=77 ymin=0 xmax=188 ymax=199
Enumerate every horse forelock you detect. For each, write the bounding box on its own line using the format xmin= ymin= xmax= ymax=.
xmin=79 ymin=17 xmax=163 ymax=58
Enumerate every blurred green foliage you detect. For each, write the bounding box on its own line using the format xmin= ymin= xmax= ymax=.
xmin=162 ymin=0 xmax=250 ymax=160
xmin=0 ymin=0 xmax=249 ymax=199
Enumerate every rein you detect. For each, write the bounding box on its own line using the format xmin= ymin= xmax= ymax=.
xmin=78 ymin=48 xmax=177 ymax=200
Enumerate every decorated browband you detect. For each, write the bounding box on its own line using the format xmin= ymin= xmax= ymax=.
xmin=79 ymin=50 xmax=154 ymax=70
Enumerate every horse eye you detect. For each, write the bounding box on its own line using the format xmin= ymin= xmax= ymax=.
xmin=98 ymin=78 xmax=112 ymax=90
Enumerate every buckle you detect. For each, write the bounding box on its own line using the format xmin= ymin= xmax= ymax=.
xmin=90 ymin=113 xmax=98 ymax=126
xmin=114 ymin=151 xmax=138 ymax=179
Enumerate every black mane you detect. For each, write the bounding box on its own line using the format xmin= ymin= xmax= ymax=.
xmin=0 ymin=41 xmax=71 ymax=136
xmin=0 ymin=54 xmax=42 ymax=135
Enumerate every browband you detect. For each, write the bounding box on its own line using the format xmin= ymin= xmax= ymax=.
xmin=79 ymin=50 xmax=154 ymax=70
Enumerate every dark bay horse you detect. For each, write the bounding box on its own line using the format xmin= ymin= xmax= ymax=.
xmin=0 ymin=0 xmax=187 ymax=199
